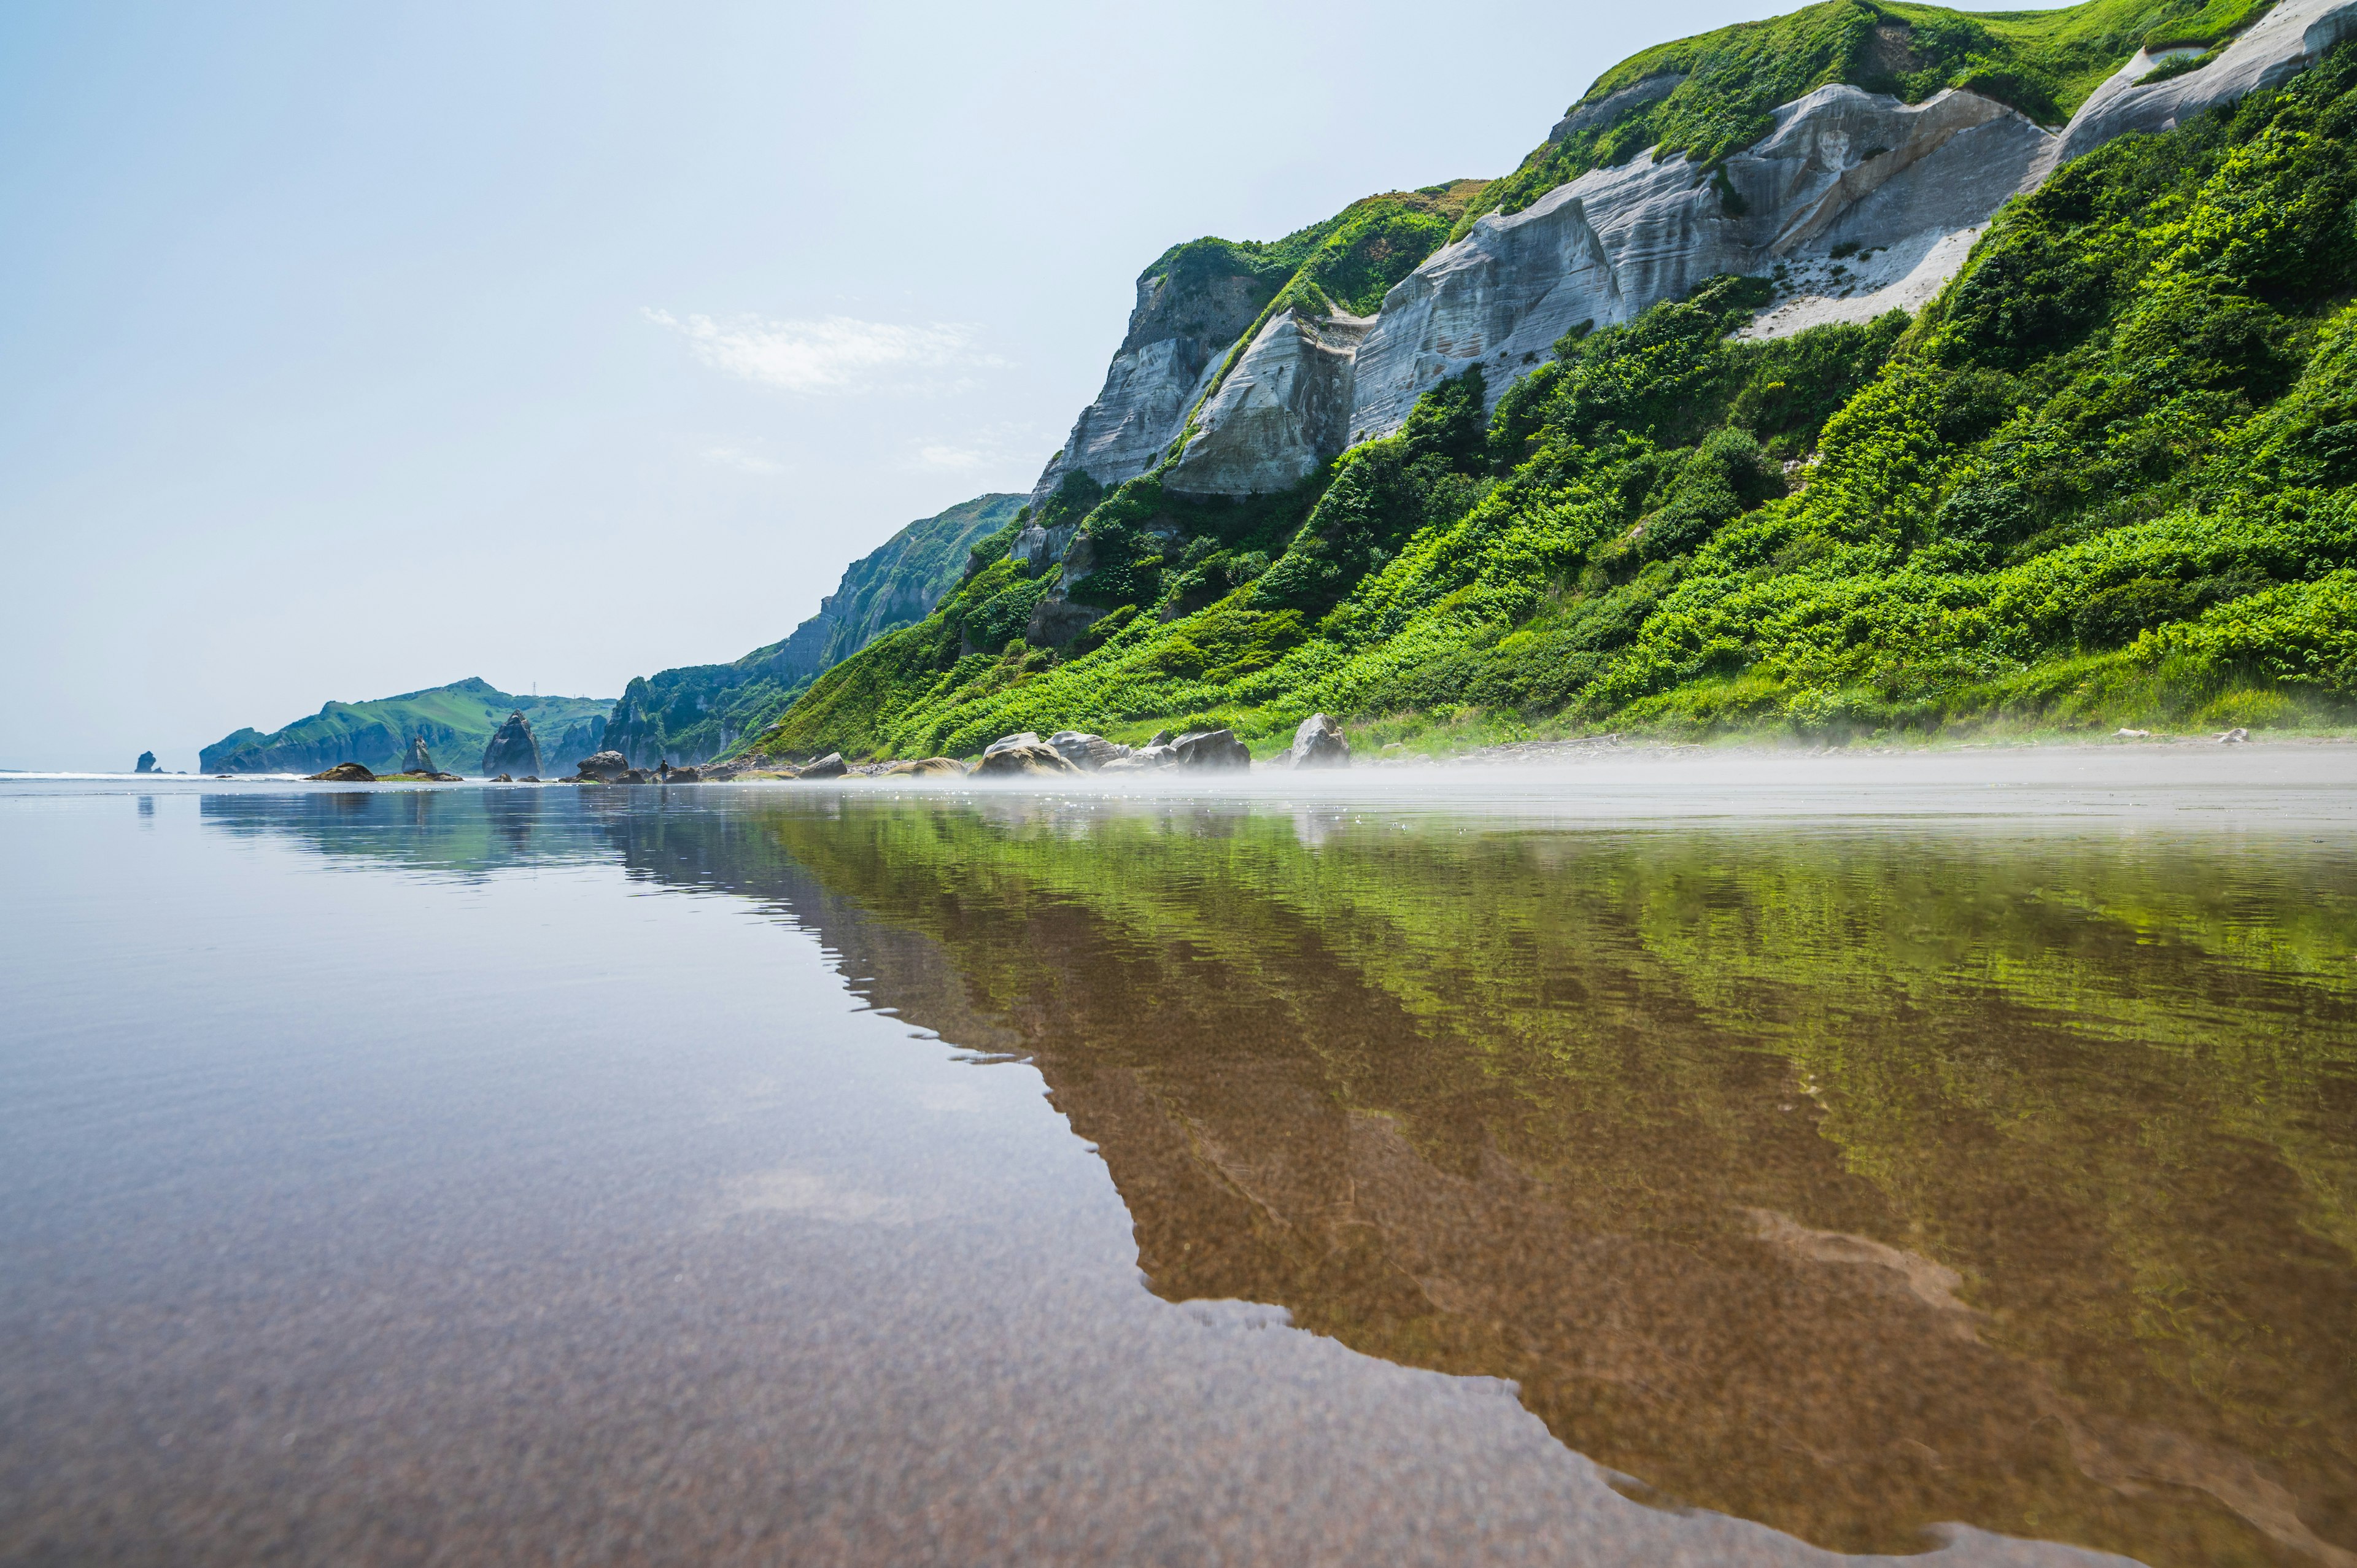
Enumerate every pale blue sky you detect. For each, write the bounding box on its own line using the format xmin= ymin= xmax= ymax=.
xmin=3 ymin=0 xmax=1808 ymax=768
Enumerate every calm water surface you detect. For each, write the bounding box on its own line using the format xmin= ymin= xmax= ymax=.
xmin=2 ymin=754 xmax=2353 ymax=1566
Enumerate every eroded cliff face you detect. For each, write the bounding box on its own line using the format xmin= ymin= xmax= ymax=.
xmin=1027 ymin=245 xmax=1275 ymax=509
xmin=2035 ymin=0 xmax=2357 ymax=182
xmin=1163 ymin=306 xmax=1374 ymax=497
xmin=1342 ymin=83 xmax=2052 ymax=442
xmin=1035 ymin=0 xmax=2357 ymax=503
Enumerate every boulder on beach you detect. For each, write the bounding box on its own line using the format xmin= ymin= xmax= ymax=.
xmin=800 ymin=752 xmax=848 ymax=779
xmin=308 ymin=762 xmax=376 ymax=782
xmin=1048 ymin=731 xmax=1130 ymax=770
xmin=490 ymin=774 xmax=513 ymax=783
xmin=1172 ymin=728 xmax=1251 ymax=771
xmin=481 ymin=711 xmax=543 ymax=778
xmin=1277 ymin=713 xmax=1350 ymax=770
xmin=660 ymin=764 xmax=703 ymax=782
xmin=884 ymin=757 xmax=967 ymax=776
xmin=575 ymin=750 xmax=630 ymax=781
xmin=977 ymin=733 xmax=1080 ymax=777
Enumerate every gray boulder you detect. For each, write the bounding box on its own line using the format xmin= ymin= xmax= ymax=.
xmin=1172 ymin=728 xmax=1251 ymax=771
xmin=976 ymin=740 xmax=1080 ymax=778
xmin=481 ymin=711 xmax=543 ymax=778
xmin=575 ymin=749 xmax=630 ymax=781
xmin=1048 ymin=730 xmax=1131 ymax=770
xmin=1278 ymin=713 xmax=1350 ymax=770
xmin=799 ymin=752 xmax=848 ymax=779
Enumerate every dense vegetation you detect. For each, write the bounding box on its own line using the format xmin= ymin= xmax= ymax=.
xmin=199 ymin=677 xmax=611 ymax=775
xmin=1461 ymin=0 xmax=2279 ymax=231
xmin=747 ymin=38 xmax=2357 ymax=761
xmin=1144 ymin=182 xmax=1485 ymax=320
xmin=602 ymin=493 xmax=1023 ymax=767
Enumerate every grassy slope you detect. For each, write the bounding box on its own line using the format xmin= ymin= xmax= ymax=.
xmin=750 ymin=21 xmax=2357 ymax=764
xmin=200 ymin=678 xmax=611 ymax=774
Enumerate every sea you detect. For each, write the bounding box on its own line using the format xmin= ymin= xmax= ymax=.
xmin=2 ymin=748 xmax=2351 ymax=1566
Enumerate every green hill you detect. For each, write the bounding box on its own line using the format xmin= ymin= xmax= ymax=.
xmin=744 ymin=22 xmax=2357 ymax=760
xmin=200 ymin=678 xmax=613 ymax=775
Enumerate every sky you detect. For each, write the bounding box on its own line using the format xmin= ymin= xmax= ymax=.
xmin=0 ymin=0 xmax=1817 ymax=770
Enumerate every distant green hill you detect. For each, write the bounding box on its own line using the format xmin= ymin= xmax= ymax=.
xmin=200 ymin=678 xmax=613 ymax=775
xmin=601 ymin=493 xmax=1024 ymax=767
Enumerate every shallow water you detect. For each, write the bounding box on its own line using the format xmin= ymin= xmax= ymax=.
xmin=3 ymin=756 xmax=2353 ymax=1566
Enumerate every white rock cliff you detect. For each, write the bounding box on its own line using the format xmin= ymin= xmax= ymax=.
xmin=1034 ymin=0 xmax=2357 ymax=509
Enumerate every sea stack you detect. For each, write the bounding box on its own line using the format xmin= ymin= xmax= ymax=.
xmin=134 ymin=751 xmax=157 ymax=774
xmin=400 ymin=735 xmax=437 ymax=775
xmin=481 ymin=711 xmax=542 ymax=778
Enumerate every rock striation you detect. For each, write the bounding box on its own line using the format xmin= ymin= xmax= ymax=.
xmin=1344 ymin=83 xmax=2051 ymax=445
xmin=1165 ymin=308 xmax=1376 ymax=497
xmin=481 ymin=711 xmax=543 ymax=778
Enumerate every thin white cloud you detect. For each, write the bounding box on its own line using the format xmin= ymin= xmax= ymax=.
xmin=913 ymin=420 xmax=1045 ymax=474
xmin=703 ymin=444 xmax=783 ymax=475
xmin=645 ymin=308 xmax=1002 ymax=395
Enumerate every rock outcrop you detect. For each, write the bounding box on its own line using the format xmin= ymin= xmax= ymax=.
xmin=1165 ymin=307 xmax=1376 ymax=496
xmin=1028 ymin=245 xmax=1277 ymax=510
xmin=575 ymin=749 xmax=630 ymax=782
xmin=883 ymin=756 xmax=967 ymax=776
xmin=134 ymin=751 xmax=156 ymax=774
xmin=481 ymin=711 xmax=543 ymax=778
xmin=307 ymin=762 xmax=376 ymax=782
xmin=2029 ymin=0 xmax=2357 ymax=184
xmin=799 ymin=752 xmax=849 ymax=779
xmin=1275 ymin=713 xmax=1350 ymax=770
xmin=400 ymin=736 xmax=437 ymax=775
xmin=1345 ymin=84 xmax=2051 ymax=446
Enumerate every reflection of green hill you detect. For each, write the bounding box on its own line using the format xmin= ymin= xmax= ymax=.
xmin=198 ymin=787 xmax=616 ymax=881
xmin=215 ymin=788 xmax=2357 ymax=1563
xmin=602 ymin=798 xmax=2355 ymax=1567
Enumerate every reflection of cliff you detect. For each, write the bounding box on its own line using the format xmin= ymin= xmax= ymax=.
xmin=598 ymin=798 xmax=2356 ymax=1568
xmin=207 ymin=789 xmax=2357 ymax=1565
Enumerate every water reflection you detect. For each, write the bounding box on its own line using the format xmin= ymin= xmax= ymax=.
xmin=204 ymin=787 xmax=2357 ymax=1565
